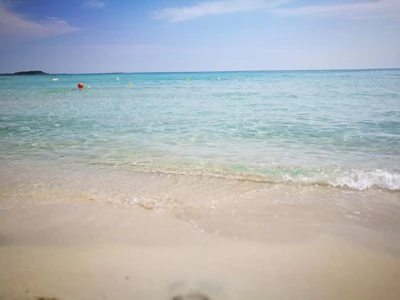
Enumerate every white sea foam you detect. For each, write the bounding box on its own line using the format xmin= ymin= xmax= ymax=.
xmin=332 ymin=169 xmax=400 ymax=191
xmin=279 ymin=168 xmax=400 ymax=191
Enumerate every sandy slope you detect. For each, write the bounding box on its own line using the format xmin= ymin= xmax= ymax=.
xmin=1 ymin=200 xmax=400 ymax=300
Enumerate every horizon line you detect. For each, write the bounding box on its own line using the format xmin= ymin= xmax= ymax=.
xmin=2 ymin=67 xmax=399 ymax=76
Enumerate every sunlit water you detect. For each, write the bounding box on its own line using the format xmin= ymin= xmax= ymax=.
xmin=1 ymin=69 xmax=399 ymax=191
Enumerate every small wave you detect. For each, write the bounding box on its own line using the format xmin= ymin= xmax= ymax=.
xmin=127 ymin=164 xmax=400 ymax=192
xmin=214 ymin=165 xmax=400 ymax=191
xmin=259 ymin=167 xmax=400 ymax=191
xmin=207 ymin=167 xmax=397 ymax=192
xmin=331 ymin=169 xmax=400 ymax=191
xmin=92 ymin=157 xmax=400 ymax=192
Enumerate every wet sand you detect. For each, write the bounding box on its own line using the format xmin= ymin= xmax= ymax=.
xmin=1 ymin=163 xmax=400 ymax=300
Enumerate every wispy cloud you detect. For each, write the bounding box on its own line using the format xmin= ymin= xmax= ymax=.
xmin=153 ymin=0 xmax=400 ymax=22
xmin=0 ymin=1 xmax=80 ymax=40
xmin=153 ymin=0 xmax=291 ymax=22
xmin=82 ymin=1 xmax=105 ymax=8
xmin=274 ymin=0 xmax=400 ymax=20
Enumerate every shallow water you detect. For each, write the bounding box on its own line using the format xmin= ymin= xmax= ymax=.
xmin=1 ymin=69 xmax=399 ymax=192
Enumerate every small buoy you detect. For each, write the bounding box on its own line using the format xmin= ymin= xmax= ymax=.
xmin=235 ymin=76 xmax=238 ymax=78
xmin=217 ymin=77 xmax=220 ymax=80
xmin=187 ymin=78 xmax=190 ymax=81
xmin=88 ymin=85 xmax=91 ymax=89
xmin=128 ymin=83 xmax=132 ymax=87
xmin=77 ymin=82 xmax=84 ymax=89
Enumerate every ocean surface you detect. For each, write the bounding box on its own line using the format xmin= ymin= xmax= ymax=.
xmin=1 ymin=69 xmax=400 ymax=192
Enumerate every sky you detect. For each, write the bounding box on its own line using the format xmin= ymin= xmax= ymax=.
xmin=0 ymin=0 xmax=399 ymax=73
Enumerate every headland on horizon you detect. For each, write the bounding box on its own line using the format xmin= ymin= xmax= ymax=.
xmin=0 ymin=70 xmax=48 ymax=76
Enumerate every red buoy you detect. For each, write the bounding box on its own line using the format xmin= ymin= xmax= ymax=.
xmin=77 ymin=82 xmax=84 ymax=89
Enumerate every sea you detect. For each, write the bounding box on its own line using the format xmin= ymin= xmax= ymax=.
xmin=1 ymin=69 xmax=399 ymax=213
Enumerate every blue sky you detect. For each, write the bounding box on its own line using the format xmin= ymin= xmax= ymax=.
xmin=0 ymin=0 xmax=399 ymax=73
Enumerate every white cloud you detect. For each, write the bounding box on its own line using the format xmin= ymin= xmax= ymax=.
xmin=274 ymin=0 xmax=400 ymax=20
xmin=82 ymin=1 xmax=105 ymax=8
xmin=153 ymin=0 xmax=291 ymax=22
xmin=153 ymin=0 xmax=400 ymax=22
xmin=0 ymin=2 xmax=80 ymax=40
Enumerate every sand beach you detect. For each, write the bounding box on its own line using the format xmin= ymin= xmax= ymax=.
xmin=1 ymin=162 xmax=400 ymax=300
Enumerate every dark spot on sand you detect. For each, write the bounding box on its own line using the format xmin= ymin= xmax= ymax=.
xmin=125 ymin=275 xmax=130 ymax=280
xmin=171 ymin=293 xmax=210 ymax=300
xmin=35 ymin=297 xmax=60 ymax=300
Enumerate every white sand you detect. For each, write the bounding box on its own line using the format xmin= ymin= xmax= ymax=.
xmin=1 ymin=163 xmax=400 ymax=300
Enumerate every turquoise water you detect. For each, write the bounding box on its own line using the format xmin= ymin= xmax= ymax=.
xmin=1 ymin=69 xmax=399 ymax=191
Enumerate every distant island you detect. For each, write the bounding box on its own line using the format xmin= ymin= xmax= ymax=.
xmin=0 ymin=70 xmax=48 ymax=76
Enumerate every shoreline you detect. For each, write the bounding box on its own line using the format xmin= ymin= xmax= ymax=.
xmin=1 ymin=162 xmax=400 ymax=299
